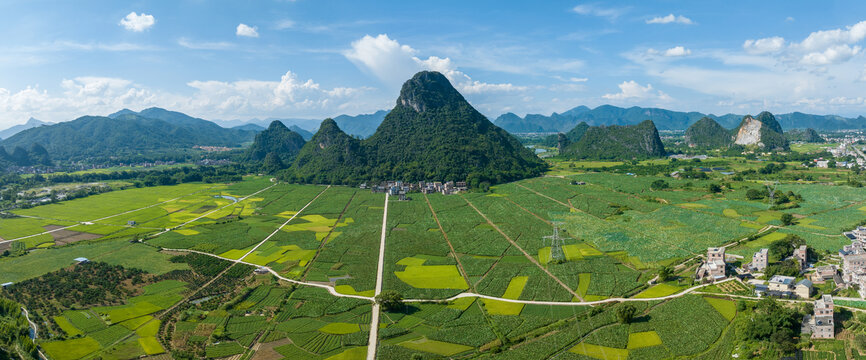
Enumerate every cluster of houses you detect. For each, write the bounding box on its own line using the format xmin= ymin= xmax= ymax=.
xmin=839 ymin=226 xmax=866 ymax=298
xmin=695 ymin=246 xmax=836 ymax=339
xmin=360 ymin=180 xmax=469 ymax=199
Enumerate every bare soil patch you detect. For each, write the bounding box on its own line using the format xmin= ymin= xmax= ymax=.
xmin=44 ymin=225 xmax=102 ymax=245
xmin=250 ymin=338 xmax=292 ymax=360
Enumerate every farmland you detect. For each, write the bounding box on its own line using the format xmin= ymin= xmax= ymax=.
xmin=0 ymin=162 xmax=864 ymax=359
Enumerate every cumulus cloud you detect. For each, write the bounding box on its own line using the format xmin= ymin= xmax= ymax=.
xmin=743 ymin=36 xmax=786 ymax=54
xmin=742 ymin=21 xmax=866 ymax=65
xmin=343 ymin=34 xmax=525 ymax=94
xmin=645 ymin=46 xmax=691 ymax=58
xmin=603 ymin=81 xmax=671 ymax=101
xmin=571 ymin=4 xmax=627 ymax=20
xmin=0 ymin=72 xmax=372 ymax=126
xmin=646 ymin=14 xmax=693 ymax=25
xmin=236 ymin=23 xmax=259 ymax=38
xmin=119 ymin=12 xmax=155 ymax=32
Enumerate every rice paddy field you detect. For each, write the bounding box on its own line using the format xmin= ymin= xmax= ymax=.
xmin=1 ymin=167 xmax=864 ymax=359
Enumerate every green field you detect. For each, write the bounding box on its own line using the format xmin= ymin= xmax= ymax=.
xmin=2 ymin=169 xmax=862 ymax=359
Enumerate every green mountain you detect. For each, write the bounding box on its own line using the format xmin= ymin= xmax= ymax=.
xmin=684 ymin=117 xmax=733 ymax=148
xmin=289 ymin=118 xmax=368 ymax=184
xmin=733 ymin=112 xmax=789 ymax=151
xmin=246 ymin=121 xmax=306 ymax=169
xmin=284 ymin=71 xmax=546 ymax=186
xmin=561 ymin=120 xmax=666 ymax=160
xmin=1 ymin=111 xmax=256 ymax=161
xmin=785 ymin=128 xmax=824 ymax=143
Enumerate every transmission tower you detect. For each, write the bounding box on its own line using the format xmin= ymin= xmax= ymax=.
xmin=765 ymin=181 xmax=779 ymax=208
xmin=544 ymin=222 xmax=567 ymax=263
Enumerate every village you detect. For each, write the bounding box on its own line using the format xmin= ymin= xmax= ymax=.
xmin=359 ymin=180 xmax=469 ymax=199
xmin=692 ymin=225 xmax=866 ymax=339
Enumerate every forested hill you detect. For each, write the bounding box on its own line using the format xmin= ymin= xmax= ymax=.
xmin=494 ymin=105 xmax=866 ymax=132
xmin=560 ymin=120 xmax=666 ymax=160
xmin=785 ymin=128 xmax=824 ymax=143
xmin=246 ymin=121 xmax=306 ymax=171
xmin=684 ymin=117 xmax=733 ymax=148
xmin=1 ymin=112 xmax=256 ymax=161
xmin=283 ymin=71 xmax=547 ymax=186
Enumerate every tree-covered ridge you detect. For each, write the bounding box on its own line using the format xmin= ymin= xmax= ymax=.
xmin=246 ymin=120 xmax=306 ymax=171
xmin=0 ymin=143 xmax=50 ymax=167
xmin=785 ymin=128 xmax=824 ymax=143
xmin=685 ymin=117 xmax=733 ymax=148
xmin=287 ymin=118 xmax=368 ymax=184
xmin=282 ymin=71 xmax=547 ymax=186
xmin=560 ymin=120 xmax=666 ymax=160
xmin=1 ymin=111 xmax=256 ymax=161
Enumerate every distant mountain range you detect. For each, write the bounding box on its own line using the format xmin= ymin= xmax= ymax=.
xmin=0 ymin=118 xmax=51 ymax=139
xmin=493 ymin=105 xmax=866 ymax=132
xmin=210 ymin=111 xmax=389 ymax=139
xmin=2 ymin=108 xmax=257 ymax=160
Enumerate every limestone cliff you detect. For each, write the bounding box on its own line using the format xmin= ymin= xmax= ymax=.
xmin=733 ymin=112 xmax=789 ymax=151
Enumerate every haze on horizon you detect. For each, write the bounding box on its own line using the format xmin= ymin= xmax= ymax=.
xmin=2 ymin=0 xmax=866 ymax=127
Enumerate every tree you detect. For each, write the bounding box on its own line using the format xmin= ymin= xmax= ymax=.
xmin=780 ymin=213 xmax=795 ymax=226
xmin=616 ymin=304 xmax=637 ymax=324
xmin=650 ymin=179 xmax=669 ymax=190
xmin=657 ymin=265 xmax=673 ymax=282
xmin=375 ymin=290 xmax=403 ymax=311
xmin=708 ymin=183 xmax=722 ymax=193
xmin=746 ymin=188 xmax=765 ymax=200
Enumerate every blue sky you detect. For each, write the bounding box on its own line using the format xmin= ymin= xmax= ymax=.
xmin=2 ymin=1 xmax=866 ymax=127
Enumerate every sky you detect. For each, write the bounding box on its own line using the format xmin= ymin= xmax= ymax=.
xmin=2 ymin=1 xmax=866 ymax=127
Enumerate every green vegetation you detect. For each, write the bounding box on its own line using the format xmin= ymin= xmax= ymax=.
xmin=560 ymin=120 xmax=666 ymax=160
xmin=685 ymin=117 xmax=733 ymax=148
xmin=246 ymin=120 xmax=306 ymax=171
xmin=283 ymin=71 xmax=547 ymax=186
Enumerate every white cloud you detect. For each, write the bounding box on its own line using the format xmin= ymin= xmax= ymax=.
xmin=743 ymin=36 xmax=786 ymax=54
xmin=644 ymin=46 xmax=692 ymax=58
xmin=343 ymin=34 xmax=524 ymax=94
xmin=664 ymin=46 xmax=691 ymax=57
xmin=177 ymin=38 xmax=234 ymax=50
xmin=236 ymin=23 xmax=259 ymax=38
xmin=786 ymin=16 xmax=795 ymax=22
xmin=275 ymin=19 xmax=295 ymax=30
xmin=799 ymin=44 xmax=861 ymax=65
xmin=571 ymin=4 xmax=627 ymax=20
xmin=0 ymin=72 xmax=373 ymax=126
xmin=119 ymin=12 xmax=155 ymax=32
xmin=603 ymin=81 xmax=671 ymax=101
xmin=646 ymin=14 xmax=693 ymax=25
xmin=570 ymin=77 xmax=589 ymax=82
xmin=742 ymin=21 xmax=866 ymax=65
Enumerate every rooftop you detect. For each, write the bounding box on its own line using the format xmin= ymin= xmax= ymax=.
xmin=769 ymin=275 xmax=795 ymax=285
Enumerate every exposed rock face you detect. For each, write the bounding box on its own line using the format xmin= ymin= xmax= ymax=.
xmin=735 ymin=116 xmax=764 ymax=146
xmin=732 ymin=112 xmax=789 ymax=151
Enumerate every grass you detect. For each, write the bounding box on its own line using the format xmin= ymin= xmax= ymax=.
xmin=137 ymin=336 xmax=165 ymax=355
xmin=324 ymin=346 xmax=367 ymax=360
xmin=632 ymin=283 xmax=682 ymax=299
xmin=627 ymin=331 xmax=663 ymax=349
xmin=398 ymin=337 xmax=474 ymax=356
xmin=394 ymin=265 xmax=468 ymax=289
xmin=319 ymin=322 xmax=361 ymax=334
xmin=569 ymin=342 xmax=629 ymax=360
xmin=483 ymin=276 xmax=528 ymax=315
xmin=41 ymin=337 xmax=102 ymax=360
xmin=53 ymin=315 xmax=84 ymax=337
xmin=704 ymin=297 xmax=737 ymax=321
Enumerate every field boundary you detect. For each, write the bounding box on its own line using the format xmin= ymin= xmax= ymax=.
xmin=367 ymin=193 xmax=390 ymax=360
xmin=461 ymin=194 xmax=585 ymax=301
